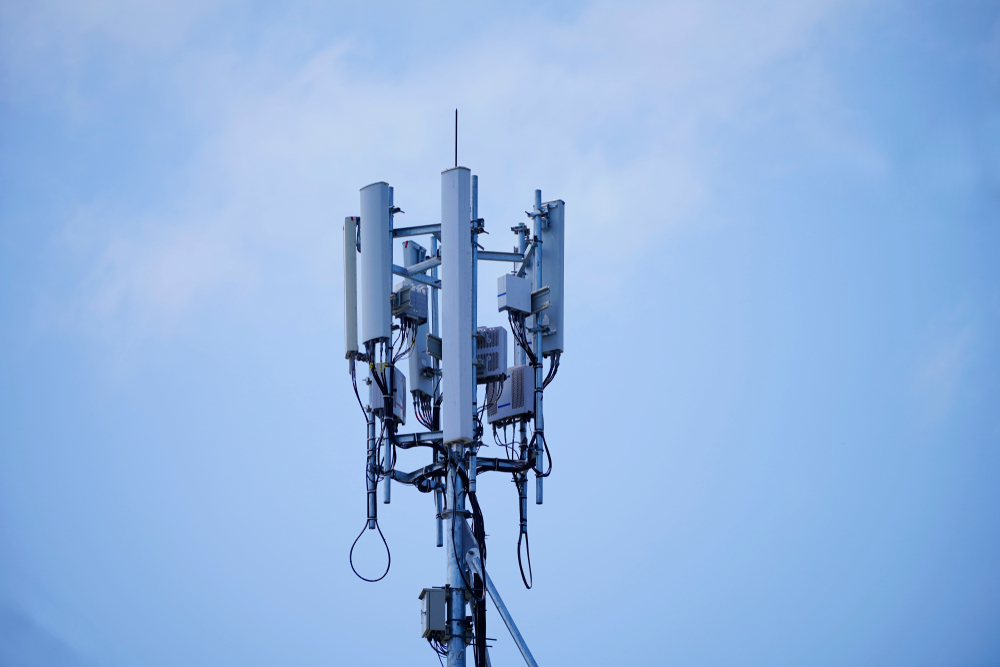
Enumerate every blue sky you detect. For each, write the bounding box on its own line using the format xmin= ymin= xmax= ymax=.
xmin=1 ymin=1 xmax=999 ymax=665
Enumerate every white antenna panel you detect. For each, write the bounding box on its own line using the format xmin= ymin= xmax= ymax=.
xmin=343 ymin=216 xmax=359 ymax=358
xmin=360 ymin=182 xmax=392 ymax=344
xmin=440 ymin=167 xmax=473 ymax=444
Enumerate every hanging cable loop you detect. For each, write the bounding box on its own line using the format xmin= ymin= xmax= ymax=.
xmin=349 ymin=518 xmax=391 ymax=583
xmin=517 ymin=530 xmax=533 ymax=589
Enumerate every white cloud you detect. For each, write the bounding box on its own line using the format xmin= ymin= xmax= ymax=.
xmin=86 ymin=221 xmax=255 ymax=332
xmin=912 ymin=309 xmax=977 ymax=426
xmin=11 ymin=0 xmax=870 ymax=335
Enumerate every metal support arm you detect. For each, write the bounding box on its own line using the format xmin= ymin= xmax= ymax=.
xmin=392 ymin=223 xmax=441 ymax=238
xmin=393 ymin=264 xmax=441 ymax=289
xmin=392 ymin=431 xmax=444 ymax=447
xmin=408 ymin=256 xmax=442 ymax=275
xmin=478 ymin=251 xmax=524 ymax=263
xmin=475 ymin=456 xmax=535 ymax=475
xmin=390 ymin=461 xmax=447 ymax=489
xmin=462 ymin=523 xmax=539 ymax=667
xmin=516 ymin=242 xmax=537 ymax=278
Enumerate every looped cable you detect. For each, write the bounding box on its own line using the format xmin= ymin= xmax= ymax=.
xmin=517 ymin=531 xmax=533 ymax=589
xmin=349 ymin=357 xmax=368 ymax=421
xmin=527 ymin=431 xmax=553 ymax=477
xmin=349 ymin=519 xmax=391 ymax=583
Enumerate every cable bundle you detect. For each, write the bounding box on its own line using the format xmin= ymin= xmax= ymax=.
xmin=391 ymin=318 xmax=417 ymax=363
xmin=507 ymin=311 xmax=537 ymax=366
xmin=413 ymin=392 xmax=435 ymax=430
xmin=542 ymin=350 xmax=561 ymax=388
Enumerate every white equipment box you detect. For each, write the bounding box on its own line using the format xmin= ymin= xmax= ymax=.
xmin=369 ymin=365 xmax=407 ymax=425
xmin=497 ymin=272 xmax=531 ymax=314
xmin=487 ymin=364 xmax=535 ymax=425
xmin=391 ymin=282 xmax=428 ymax=325
xmin=476 ymin=326 xmax=507 ymax=384
xmin=409 ymin=334 xmax=435 ymax=398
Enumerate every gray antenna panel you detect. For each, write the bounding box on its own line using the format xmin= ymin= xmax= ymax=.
xmin=541 ymin=199 xmax=565 ymax=355
xmin=343 ymin=216 xmax=359 ymax=358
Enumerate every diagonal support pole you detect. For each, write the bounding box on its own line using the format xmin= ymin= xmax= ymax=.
xmin=463 ymin=523 xmax=539 ymax=667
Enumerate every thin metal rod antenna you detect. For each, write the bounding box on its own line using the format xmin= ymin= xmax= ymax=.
xmin=532 ymin=189 xmax=544 ymax=505
xmin=515 ymin=219 xmax=530 ymax=535
xmin=455 ymin=109 xmax=458 ymax=168
xmin=384 ymin=186 xmax=395 ymax=505
xmin=367 ymin=408 xmax=376 ymax=528
xmin=432 ymin=232 xmax=443 ymax=548
xmin=470 ymin=175 xmax=479 ymax=495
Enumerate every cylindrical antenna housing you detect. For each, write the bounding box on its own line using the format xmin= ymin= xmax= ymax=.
xmin=441 ymin=167 xmax=474 ymax=445
xmin=343 ymin=216 xmax=359 ymax=358
xmin=360 ymin=182 xmax=392 ymax=343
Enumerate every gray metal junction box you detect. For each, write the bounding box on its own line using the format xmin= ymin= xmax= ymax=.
xmin=487 ymin=364 xmax=535 ymax=425
xmin=419 ymin=587 xmax=446 ymax=638
xmin=476 ymin=326 xmax=507 ymax=384
xmin=369 ymin=365 xmax=407 ymax=425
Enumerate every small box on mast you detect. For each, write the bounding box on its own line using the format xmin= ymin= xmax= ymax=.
xmin=369 ymin=365 xmax=407 ymax=425
xmin=497 ymin=273 xmax=531 ymax=314
xmin=419 ymin=588 xmax=446 ymax=638
xmin=392 ymin=283 xmax=428 ymax=325
xmin=476 ymin=326 xmax=507 ymax=384
xmin=486 ymin=364 xmax=535 ymax=425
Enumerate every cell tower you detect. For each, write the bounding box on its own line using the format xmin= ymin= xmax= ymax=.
xmin=342 ymin=161 xmax=564 ymax=666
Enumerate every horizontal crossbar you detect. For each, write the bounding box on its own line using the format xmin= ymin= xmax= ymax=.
xmin=392 ymin=224 xmax=441 ymax=238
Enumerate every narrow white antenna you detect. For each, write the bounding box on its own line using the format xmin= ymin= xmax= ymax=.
xmin=343 ymin=216 xmax=358 ymax=359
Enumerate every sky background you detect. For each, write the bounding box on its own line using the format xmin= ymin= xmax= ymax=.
xmin=2 ymin=1 xmax=999 ymax=665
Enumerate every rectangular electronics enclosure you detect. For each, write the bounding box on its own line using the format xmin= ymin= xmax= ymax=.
xmin=409 ymin=342 xmax=435 ymax=399
xmin=360 ymin=182 xmax=392 ymax=344
xmin=540 ymin=199 xmax=565 ymax=356
xmin=391 ymin=282 xmax=428 ymax=325
xmin=477 ymin=326 xmax=507 ymax=384
xmin=402 ymin=241 xmax=435 ymax=399
xmin=343 ymin=216 xmax=359 ymax=358
xmin=487 ymin=364 xmax=535 ymax=425
xmin=419 ymin=588 xmax=446 ymax=638
xmin=497 ymin=273 xmax=531 ymax=314
xmin=369 ymin=365 xmax=406 ymax=425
